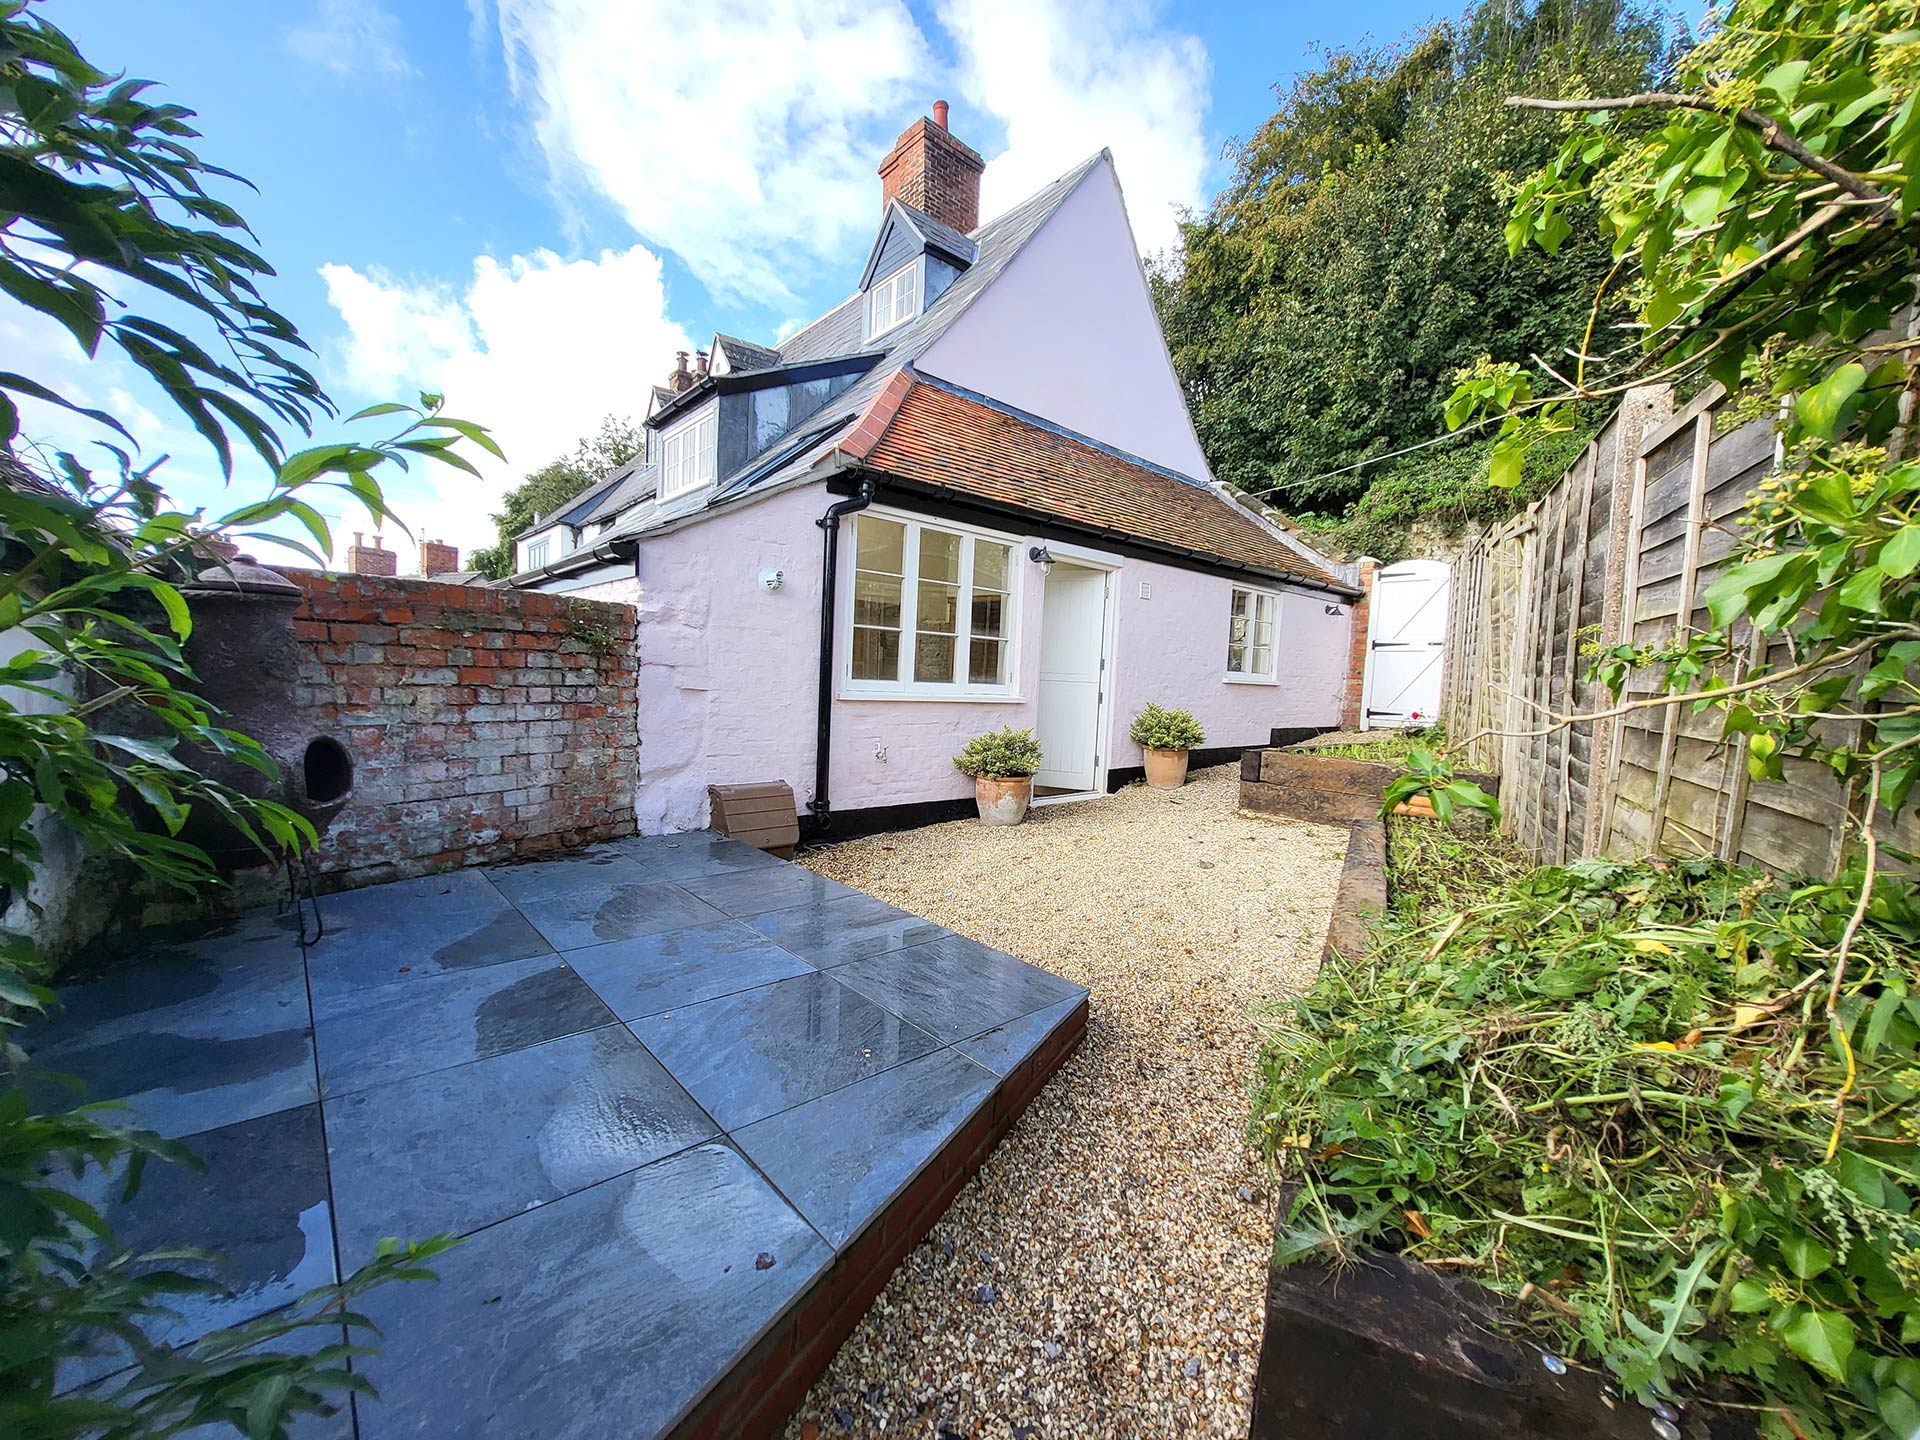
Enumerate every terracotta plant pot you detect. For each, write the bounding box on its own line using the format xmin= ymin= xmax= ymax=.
xmin=1143 ymin=746 xmax=1190 ymax=790
xmin=974 ymin=774 xmax=1033 ymax=826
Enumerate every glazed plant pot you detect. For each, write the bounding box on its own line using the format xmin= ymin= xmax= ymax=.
xmin=974 ymin=775 xmax=1034 ymax=826
xmin=1143 ymin=746 xmax=1190 ymax=790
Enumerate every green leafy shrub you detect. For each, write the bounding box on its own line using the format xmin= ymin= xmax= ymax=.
xmin=2 ymin=7 xmax=484 ymax=1432
xmin=1128 ymin=703 xmax=1205 ymax=751
xmin=952 ymin=727 xmax=1045 ymax=778
xmin=1253 ymin=857 xmax=1920 ymax=1438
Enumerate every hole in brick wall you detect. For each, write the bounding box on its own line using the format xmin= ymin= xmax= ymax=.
xmin=304 ymin=736 xmax=354 ymax=804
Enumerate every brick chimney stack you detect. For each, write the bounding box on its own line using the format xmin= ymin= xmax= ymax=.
xmin=668 ymin=351 xmax=695 ymax=394
xmin=878 ymin=100 xmax=984 ymax=236
xmin=419 ymin=538 xmax=460 ymax=577
xmin=345 ymin=531 xmax=397 ymax=577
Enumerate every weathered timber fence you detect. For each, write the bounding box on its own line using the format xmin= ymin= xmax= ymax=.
xmin=1441 ymin=381 xmax=1918 ymax=878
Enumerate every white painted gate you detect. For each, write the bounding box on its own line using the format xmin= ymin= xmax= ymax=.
xmin=1360 ymin=558 xmax=1451 ymax=730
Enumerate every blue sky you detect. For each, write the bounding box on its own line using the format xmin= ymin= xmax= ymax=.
xmin=14 ymin=0 xmax=1462 ymax=566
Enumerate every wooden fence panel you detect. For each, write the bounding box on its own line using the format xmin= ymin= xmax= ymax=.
xmin=1440 ymin=381 xmax=1917 ymax=880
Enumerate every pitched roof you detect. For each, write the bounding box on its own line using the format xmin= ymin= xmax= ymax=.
xmin=849 ymin=377 xmax=1353 ymax=592
xmin=600 ymin=151 xmax=1113 ymax=543
xmin=712 ymin=333 xmax=781 ymax=374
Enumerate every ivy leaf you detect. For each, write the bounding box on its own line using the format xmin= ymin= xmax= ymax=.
xmin=1835 ymin=566 xmax=1884 ymax=614
xmin=1680 ymin=184 xmax=1724 ymax=229
xmin=1759 ymin=60 xmax=1810 ymax=103
xmin=1881 ymin=525 xmax=1920 ymax=579
xmin=1727 ymin=1279 xmax=1772 ymax=1313
xmin=1796 ymin=364 xmax=1867 ymax=440
xmin=1780 ymin=1235 xmax=1832 ymax=1280
xmin=1779 ymin=1308 xmax=1854 ymax=1383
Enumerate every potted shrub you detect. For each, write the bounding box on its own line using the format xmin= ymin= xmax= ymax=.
xmin=953 ymin=725 xmax=1046 ymax=826
xmin=1130 ymin=702 xmax=1205 ymax=789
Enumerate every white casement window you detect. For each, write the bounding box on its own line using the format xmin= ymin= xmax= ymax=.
xmin=866 ymin=259 xmax=922 ymax=341
xmin=524 ymin=537 xmax=550 ymax=570
xmin=1225 ymin=585 xmax=1279 ymax=681
xmin=847 ymin=512 xmax=1015 ymax=697
xmin=658 ymin=406 xmax=717 ymax=501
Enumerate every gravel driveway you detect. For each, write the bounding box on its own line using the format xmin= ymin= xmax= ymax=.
xmin=786 ymin=764 xmax=1347 ymax=1439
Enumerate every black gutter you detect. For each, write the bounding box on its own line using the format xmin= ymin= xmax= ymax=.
xmin=809 ymin=473 xmax=876 ymax=828
xmin=877 ymin=478 xmax=1362 ymax=599
xmin=506 ymin=535 xmax=637 ymax=588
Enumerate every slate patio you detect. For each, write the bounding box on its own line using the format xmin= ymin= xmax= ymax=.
xmin=30 ymin=833 xmax=1089 ymax=1439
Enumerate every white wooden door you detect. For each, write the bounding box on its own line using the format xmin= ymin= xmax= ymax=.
xmin=1035 ymin=564 xmax=1107 ymax=791
xmin=1361 ymin=558 xmax=1451 ymax=729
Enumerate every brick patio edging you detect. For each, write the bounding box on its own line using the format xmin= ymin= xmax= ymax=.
xmin=667 ymin=993 xmax=1091 ymax=1439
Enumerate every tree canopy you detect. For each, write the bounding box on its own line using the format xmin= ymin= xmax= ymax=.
xmin=469 ymin=416 xmax=643 ymax=578
xmin=1151 ymin=0 xmax=1680 ymax=555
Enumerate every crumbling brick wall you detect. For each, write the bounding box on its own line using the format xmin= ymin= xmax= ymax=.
xmin=288 ymin=571 xmax=637 ymax=890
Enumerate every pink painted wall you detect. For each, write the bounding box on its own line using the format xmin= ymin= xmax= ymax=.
xmin=603 ymin=486 xmax=1351 ymax=834
xmin=917 ymin=157 xmax=1213 ymax=481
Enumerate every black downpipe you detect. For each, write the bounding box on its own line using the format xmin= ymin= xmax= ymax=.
xmin=810 ymin=474 xmax=875 ymax=828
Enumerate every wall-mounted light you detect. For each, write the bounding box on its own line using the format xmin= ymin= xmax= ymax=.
xmin=1325 ymin=603 xmax=1345 ymax=616
xmin=1028 ymin=545 xmax=1054 ymax=576
xmin=759 ymin=566 xmax=784 ymax=592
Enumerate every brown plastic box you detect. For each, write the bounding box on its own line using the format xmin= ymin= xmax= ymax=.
xmin=706 ymin=781 xmax=799 ymax=858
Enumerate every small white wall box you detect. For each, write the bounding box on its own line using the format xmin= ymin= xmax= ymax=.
xmin=1138 ymin=580 xmax=1152 ymax=600
xmin=759 ymin=566 xmax=784 ymax=592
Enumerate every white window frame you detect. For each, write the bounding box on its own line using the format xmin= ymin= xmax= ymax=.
xmin=523 ymin=536 xmax=550 ymax=570
xmin=1225 ymin=584 xmax=1281 ymax=684
xmin=865 ymin=257 xmax=923 ymax=342
xmin=657 ymin=404 xmax=718 ymax=502
xmin=841 ymin=507 xmax=1021 ymax=702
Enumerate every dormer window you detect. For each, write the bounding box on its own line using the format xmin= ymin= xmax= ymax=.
xmin=867 ymin=259 xmax=922 ymax=341
xmin=658 ymin=405 xmax=717 ymax=502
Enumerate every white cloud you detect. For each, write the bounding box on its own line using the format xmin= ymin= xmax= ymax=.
xmin=472 ymin=0 xmax=1210 ymax=298
xmin=286 ymin=0 xmax=417 ymax=80
xmin=940 ymin=0 xmax=1211 ymax=256
xmin=484 ymin=0 xmax=931 ymax=304
xmin=320 ymin=244 xmax=690 ymax=565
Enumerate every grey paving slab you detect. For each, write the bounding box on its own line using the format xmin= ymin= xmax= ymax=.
xmin=830 ymin=932 xmax=1089 ymax=1044
xmin=956 ymin=994 xmax=1086 ymax=1076
xmin=324 ymin=1026 xmax=718 ymax=1259
xmin=65 ymin=1104 xmax=336 ymax=1389
xmin=631 ymin=970 xmax=942 ymax=1130
xmin=505 ymin=876 xmax=732 ymax=952
xmin=677 ymin=864 xmax=862 ymax=919
xmin=351 ymin=1142 xmax=831 ymax=1440
xmin=733 ymin=1048 xmax=999 ymax=1248
xmin=565 ymin=921 xmax=813 ymax=1020
xmin=312 ymin=952 xmax=616 ymax=1097
xmin=483 ymin=845 xmax=658 ymax=904
xmin=27 ymin=909 xmax=314 ymax=1138
xmin=601 ymin=832 xmax=788 ymax=882
xmin=745 ymin=892 xmax=946 ymax=969
xmin=304 ymin=869 xmax=549 ymax=1001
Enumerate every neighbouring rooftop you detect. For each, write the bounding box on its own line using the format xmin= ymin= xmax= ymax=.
xmin=30 ymin=836 xmax=1087 ymax=1439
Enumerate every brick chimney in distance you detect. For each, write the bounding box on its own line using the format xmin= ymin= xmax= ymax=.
xmin=345 ymin=531 xmax=397 ymax=577
xmin=878 ymin=99 xmax=984 ymax=236
xmin=667 ymin=350 xmax=695 ymax=394
xmin=419 ymin=538 xmax=459 ymax=577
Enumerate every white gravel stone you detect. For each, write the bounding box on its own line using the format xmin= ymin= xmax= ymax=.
xmin=785 ymin=765 xmax=1347 ymax=1439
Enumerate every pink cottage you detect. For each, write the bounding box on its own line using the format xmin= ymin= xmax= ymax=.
xmin=510 ymin=105 xmax=1362 ymax=837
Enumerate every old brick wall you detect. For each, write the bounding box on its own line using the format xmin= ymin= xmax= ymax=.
xmin=1338 ymin=560 xmax=1376 ymax=730
xmin=288 ymin=571 xmax=637 ymax=890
